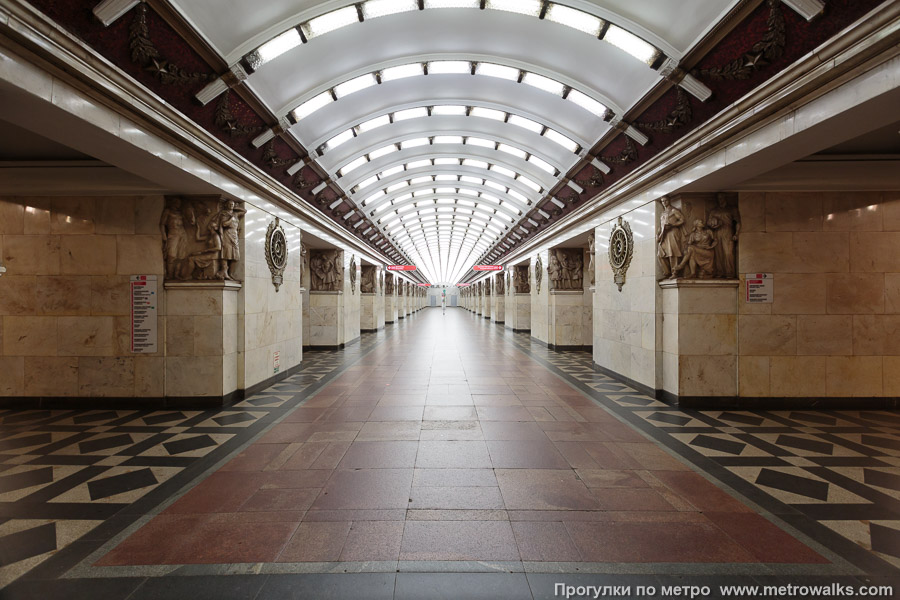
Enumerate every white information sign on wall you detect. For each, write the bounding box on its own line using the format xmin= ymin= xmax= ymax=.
xmin=745 ymin=273 xmax=774 ymax=303
xmin=131 ymin=275 xmax=158 ymax=353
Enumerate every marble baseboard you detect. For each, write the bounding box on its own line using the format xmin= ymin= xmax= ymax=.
xmin=662 ymin=392 xmax=900 ymax=410
xmin=0 ymin=361 xmax=306 ymax=409
xmin=591 ymin=360 xmax=900 ymax=410
xmin=513 ymin=328 xmax=531 ymax=333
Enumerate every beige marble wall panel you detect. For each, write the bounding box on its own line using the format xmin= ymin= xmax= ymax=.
xmin=675 ymin=287 xmax=737 ymax=315
xmin=739 ymin=356 xmax=770 ymax=397
xmin=771 ymin=274 xmax=826 ymax=315
xmin=24 ymin=357 xmax=78 ymax=396
xmin=95 ymin=198 xmax=136 ymax=235
xmin=0 ymin=199 xmax=25 ymax=234
xmin=361 ymin=294 xmax=377 ymax=330
xmin=89 ymin=275 xmax=131 ymax=315
xmin=826 ymin=273 xmax=885 ymax=314
xmin=60 ymin=235 xmax=117 ymax=275
xmin=885 ymin=357 xmax=900 ymax=395
xmin=582 ymin=290 xmax=592 ymax=347
xmin=3 ymin=235 xmax=61 ymax=275
xmin=883 ymin=193 xmax=900 ymax=231
xmin=134 ymin=356 xmax=165 ymax=397
xmin=678 ymin=314 xmax=737 ymax=356
xmin=796 ymin=315 xmax=852 ymax=355
xmin=739 ymin=315 xmax=797 ymax=356
xmin=737 ymin=233 xmax=793 ymax=273
xmin=50 ymin=198 xmax=96 ymax=234
xmin=0 ymin=356 xmax=25 ymax=395
xmin=853 ymin=315 xmax=900 ymax=355
xmin=58 ymin=316 xmax=115 ymax=356
xmin=78 ymin=356 xmax=134 ymax=397
xmin=826 ymin=356 xmax=883 ymax=397
xmin=679 ymin=355 xmax=737 ymax=397
xmin=3 ymin=316 xmax=57 ymax=356
xmin=166 ymin=356 xmax=223 ymax=397
xmin=765 ymin=192 xmax=823 ymax=232
xmin=117 ymin=235 xmax=164 ymax=275
xmin=792 ymin=232 xmax=850 ymax=273
xmin=850 ymin=232 xmax=900 ymax=273
xmin=0 ymin=276 xmax=35 ymax=315
xmin=549 ymin=293 xmax=583 ymax=347
xmin=515 ymin=295 xmax=530 ymax=330
xmin=166 ymin=289 xmax=227 ymax=317
xmin=769 ymin=356 xmax=827 ymax=397
xmin=738 ymin=192 xmax=766 ymax=233
xmin=822 ymin=192 xmax=885 ymax=232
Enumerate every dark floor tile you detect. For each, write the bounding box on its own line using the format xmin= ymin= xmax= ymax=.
xmin=395 ymin=573 xmax=532 ymax=600
xmin=755 ymin=468 xmax=830 ymax=501
xmin=0 ymin=578 xmax=144 ymax=600
xmin=72 ymin=411 xmax=119 ymax=425
xmin=870 ymin=523 xmax=900 ymax=559
xmin=163 ymin=435 xmax=218 ymax=455
xmin=776 ymin=434 xmax=834 ymax=455
xmin=0 ymin=433 xmax=53 ymax=452
xmin=142 ymin=412 xmax=187 ymax=426
xmin=87 ymin=468 xmax=158 ymax=501
xmin=0 ymin=466 xmax=53 ymax=494
xmin=79 ymin=434 xmax=134 ymax=454
xmin=258 ymin=573 xmax=395 ymax=600
xmin=690 ymin=434 xmax=746 ymax=456
xmin=0 ymin=522 xmax=56 ymax=565
xmin=128 ymin=575 xmax=266 ymax=600
xmin=212 ymin=413 xmax=256 ymax=426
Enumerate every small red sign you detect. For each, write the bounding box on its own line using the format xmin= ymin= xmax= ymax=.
xmin=458 ymin=283 xmax=471 ymax=287
xmin=387 ymin=265 xmax=417 ymax=271
xmin=417 ymin=283 xmax=430 ymax=287
xmin=473 ymin=265 xmax=503 ymax=271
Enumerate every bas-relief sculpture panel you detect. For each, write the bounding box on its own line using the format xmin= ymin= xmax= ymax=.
xmin=657 ymin=193 xmax=741 ymax=281
xmin=548 ymin=248 xmax=583 ymax=291
xmin=309 ymin=249 xmax=343 ymax=291
xmin=160 ymin=195 xmax=245 ymax=282
xmin=361 ymin=265 xmax=376 ymax=294
xmin=514 ymin=265 xmax=530 ymax=294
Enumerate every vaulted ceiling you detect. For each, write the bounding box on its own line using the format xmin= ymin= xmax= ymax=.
xmin=26 ymin=0 xmax=880 ymax=285
xmin=167 ymin=0 xmax=737 ymax=284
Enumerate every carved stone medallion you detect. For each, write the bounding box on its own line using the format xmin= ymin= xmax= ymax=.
xmin=608 ymin=216 xmax=634 ymax=292
xmin=350 ymin=256 xmax=357 ymax=294
xmin=265 ymin=217 xmax=288 ymax=291
xmin=534 ymin=255 xmax=543 ymax=294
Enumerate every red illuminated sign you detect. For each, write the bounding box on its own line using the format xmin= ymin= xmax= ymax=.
xmin=387 ymin=265 xmax=417 ymax=271
xmin=473 ymin=265 xmax=503 ymax=271
xmin=458 ymin=283 xmax=472 ymax=287
xmin=417 ymin=283 xmax=430 ymax=287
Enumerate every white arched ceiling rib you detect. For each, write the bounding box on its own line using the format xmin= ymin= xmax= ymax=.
xmin=365 ymin=182 xmax=528 ymax=216
xmin=217 ymin=0 xmax=679 ymax=67
xmin=276 ymin=56 xmax=619 ymax=131
xmin=369 ymin=192 xmax=522 ymax=224
xmin=313 ymin=105 xmax=585 ymax=160
xmin=288 ymin=79 xmax=609 ymax=150
xmin=353 ymin=163 xmax=539 ymax=207
xmin=335 ymin=142 xmax=556 ymax=192
xmin=332 ymin=134 xmax=565 ymax=184
xmin=339 ymin=151 xmax=551 ymax=200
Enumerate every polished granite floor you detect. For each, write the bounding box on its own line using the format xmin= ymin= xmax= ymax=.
xmin=1 ymin=308 xmax=899 ymax=599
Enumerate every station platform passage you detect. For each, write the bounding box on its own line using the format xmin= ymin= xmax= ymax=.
xmin=1 ymin=308 xmax=899 ymax=598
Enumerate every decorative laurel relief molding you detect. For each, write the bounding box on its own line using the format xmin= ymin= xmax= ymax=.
xmin=129 ymin=4 xmax=210 ymax=86
xmin=263 ymin=140 xmax=297 ymax=169
xmin=350 ymin=256 xmax=357 ymax=294
xmin=639 ymin=89 xmax=693 ymax=134
xmin=265 ymin=217 xmax=289 ymax=292
xmin=694 ymin=0 xmax=786 ymax=81
xmin=534 ymin=255 xmax=543 ymax=294
xmin=215 ymin=91 xmax=264 ymax=138
xmin=608 ymin=217 xmax=635 ymax=292
xmin=603 ymin=137 xmax=638 ymax=166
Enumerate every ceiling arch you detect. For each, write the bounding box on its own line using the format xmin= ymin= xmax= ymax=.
xmin=166 ymin=0 xmax=736 ymax=283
